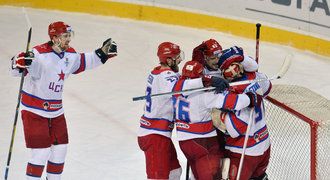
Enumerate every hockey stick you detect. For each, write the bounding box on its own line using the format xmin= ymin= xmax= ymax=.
xmin=4 ymin=7 xmax=32 ymax=180
xmin=255 ymin=23 xmax=261 ymax=64
xmin=221 ymin=158 xmax=230 ymax=180
xmin=235 ymin=54 xmax=293 ymax=180
xmin=132 ymin=54 xmax=292 ymax=102
xmin=237 ymin=109 xmax=254 ymax=180
xmin=185 ymin=161 xmax=189 ymax=180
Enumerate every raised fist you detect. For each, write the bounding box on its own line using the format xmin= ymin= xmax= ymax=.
xmin=102 ymin=38 xmax=117 ymax=57
xmin=12 ymin=51 xmax=34 ymax=69
xmin=95 ymin=38 xmax=117 ymax=63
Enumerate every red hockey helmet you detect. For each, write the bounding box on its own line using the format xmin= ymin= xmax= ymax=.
xmin=182 ymin=61 xmax=204 ymax=79
xmin=48 ymin=21 xmax=73 ymax=40
xmin=203 ymin=39 xmax=222 ymax=57
xmin=157 ymin=42 xmax=181 ymax=64
xmin=222 ymin=62 xmax=244 ymax=81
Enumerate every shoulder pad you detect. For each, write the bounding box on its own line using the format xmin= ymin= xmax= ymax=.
xmin=66 ymin=47 xmax=76 ymax=53
xmin=151 ymin=66 xmax=173 ymax=75
xmin=34 ymin=42 xmax=52 ymax=54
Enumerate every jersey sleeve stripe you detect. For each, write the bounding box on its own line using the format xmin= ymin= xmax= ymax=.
xmin=225 ymin=126 xmax=269 ymax=148
xmin=172 ymin=79 xmax=185 ymax=98
xmin=222 ymin=93 xmax=238 ymax=110
xmin=73 ymin=53 xmax=86 ymax=74
xmin=229 ymin=113 xmax=248 ymax=135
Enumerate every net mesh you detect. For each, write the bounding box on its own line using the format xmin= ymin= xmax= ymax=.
xmin=265 ymin=85 xmax=330 ymax=180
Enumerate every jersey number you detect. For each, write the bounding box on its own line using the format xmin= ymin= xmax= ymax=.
xmin=145 ymin=86 xmax=152 ymax=112
xmin=237 ymin=103 xmax=263 ymax=122
xmin=177 ymin=99 xmax=190 ymax=123
xmin=254 ymin=104 xmax=263 ymax=122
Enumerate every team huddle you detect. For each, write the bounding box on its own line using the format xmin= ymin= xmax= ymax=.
xmin=10 ymin=21 xmax=270 ymax=180
xmin=138 ymin=40 xmax=272 ymax=180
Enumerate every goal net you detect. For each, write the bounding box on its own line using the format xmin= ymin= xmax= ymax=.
xmin=265 ymin=85 xmax=330 ymax=180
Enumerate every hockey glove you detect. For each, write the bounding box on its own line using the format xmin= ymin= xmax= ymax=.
xmin=102 ymin=38 xmax=117 ymax=56
xmin=95 ymin=38 xmax=117 ymax=63
xmin=218 ymin=46 xmax=244 ymax=70
xmin=211 ymin=108 xmax=227 ymax=133
xmin=12 ymin=51 xmax=34 ymax=70
xmin=246 ymin=92 xmax=263 ymax=108
xmin=207 ymin=76 xmax=229 ymax=94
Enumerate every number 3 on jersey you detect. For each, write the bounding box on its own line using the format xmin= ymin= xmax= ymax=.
xmin=145 ymin=86 xmax=152 ymax=112
xmin=175 ymin=98 xmax=190 ymax=122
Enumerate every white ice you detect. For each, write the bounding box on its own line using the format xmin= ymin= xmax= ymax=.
xmin=0 ymin=6 xmax=329 ymax=180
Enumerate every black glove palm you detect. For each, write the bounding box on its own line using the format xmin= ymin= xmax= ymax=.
xmin=211 ymin=76 xmax=229 ymax=94
xmin=102 ymin=38 xmax=117 ymax=55
xmin=95 ymin=38 xmax=117 ymax=64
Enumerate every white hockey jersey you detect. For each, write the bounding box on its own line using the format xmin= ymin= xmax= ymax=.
xmin=223 ymin=72 xmax=272 ymax=156
xmin=138 ymin=66 xmax=204 ymax=138
xmin=172 ymin=78 xmax=251 ymax=141
xmin=11 ymin=42 xmax=104 ymax=118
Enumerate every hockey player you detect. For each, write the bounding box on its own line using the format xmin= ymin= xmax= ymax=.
xmin=192 ymin=38 xmax=223 ymax=77
xmin=173 ymin=60 xmax=259 ymax=179
xmin=212 ymin=48 xmax=272 ymax=180
xmin=10 ymin=21 xmax=117 ymax=180
xmin=137 ymin=42 xmax=229 ymax=180
xmin=192 ymin=39 xmax=259 ymax=77
xmin=137 ymin=42 xmax=184 ymax=180
xmin=192 ymin=39 xmax=260 ymax=151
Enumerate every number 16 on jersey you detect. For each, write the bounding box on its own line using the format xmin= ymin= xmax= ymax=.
xmin=174 ymin=97 xmax=191 ymax=123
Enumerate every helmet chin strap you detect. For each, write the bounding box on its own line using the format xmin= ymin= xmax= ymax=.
xmin=52 ymin=38 xmax=66 ymax=53
xmin=170 ymin=64 xmax=179 ymax=73
xmin=168 ymin=58 xmax=180 ymax=72
xmin=205 ymin=63 xmax=217 ymax=71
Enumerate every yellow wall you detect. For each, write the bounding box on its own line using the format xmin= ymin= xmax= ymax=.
xmin=1 ymin=0 xmax=329 ymax=57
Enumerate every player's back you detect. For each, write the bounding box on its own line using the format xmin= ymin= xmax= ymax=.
xmin=224 ymin=71 xmax=272 ymax=156
xmin=174 ymin=91 xmax=218 ymax=141
xmin=138 ymin=66 xmax=179 ymax=138
xmin=174 ymin=89 xmax=251 ymax=141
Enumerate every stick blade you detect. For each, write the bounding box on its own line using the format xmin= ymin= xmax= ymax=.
xmin=275 ymin=53 xmax=293 ymax=79
xmin=22 ymin=7 xmax=32 ymax=29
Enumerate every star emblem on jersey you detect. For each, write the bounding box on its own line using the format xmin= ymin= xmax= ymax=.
xmin=58 ymin=70 xmax=65 ymax=81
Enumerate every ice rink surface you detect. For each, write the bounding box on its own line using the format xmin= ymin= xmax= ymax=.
xmin=0 ymin=6 xmax=329 ymax=179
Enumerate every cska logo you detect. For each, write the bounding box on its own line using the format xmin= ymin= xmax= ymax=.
xmin=163 ymin=47 xmax=171 ymax=54
xmin=49 ymin=28 xmax=56 ymax=33
xmin=42 ymin=102 xmax=49 ymax=110
xmin=211 ymin=44 xmax=218 ymax=49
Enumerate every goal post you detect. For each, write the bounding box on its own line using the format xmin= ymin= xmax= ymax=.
xmin=264 ymin=84 xmax=330 ymax=180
